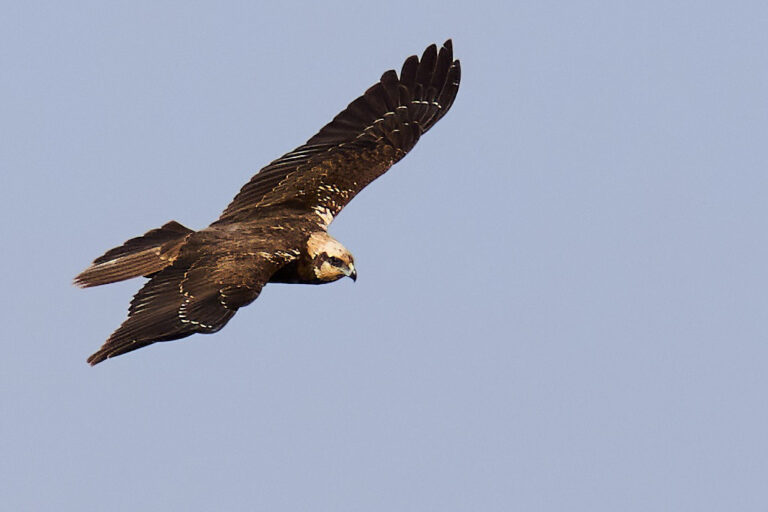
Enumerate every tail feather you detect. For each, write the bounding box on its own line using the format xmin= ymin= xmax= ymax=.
xmin=74 ymin=221 xmax=193 ymax=288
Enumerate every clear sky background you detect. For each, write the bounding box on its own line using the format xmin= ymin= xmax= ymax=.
xmin=2 ymin=1 xmax=767 ymax=510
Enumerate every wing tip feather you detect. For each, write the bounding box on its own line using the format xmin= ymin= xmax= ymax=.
xmin=218 ymin=39 xmax=461 ymax=221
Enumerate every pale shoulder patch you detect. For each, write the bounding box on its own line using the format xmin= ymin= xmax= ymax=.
xmin=312 ymin=206 xmax=335 ymax=227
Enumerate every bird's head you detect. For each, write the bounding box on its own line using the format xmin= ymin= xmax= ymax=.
xmin=306 ymin=231 xmax=357 ymax=283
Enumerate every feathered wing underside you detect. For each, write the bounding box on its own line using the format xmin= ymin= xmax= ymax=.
xmin=218 ymin=40 xmax=461 ymax=223
xmin=86 ymin=242 xmax=297 ymax=365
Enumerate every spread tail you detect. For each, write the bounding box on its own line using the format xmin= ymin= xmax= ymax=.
xmin=74 ymin=221 xmax=194 ymax=288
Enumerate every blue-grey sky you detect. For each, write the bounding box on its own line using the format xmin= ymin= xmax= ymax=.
xmin=2 ymin=1 xmax=767 ymax=510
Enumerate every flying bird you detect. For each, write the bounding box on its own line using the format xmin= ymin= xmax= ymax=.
xmin=75 ymin=40 xmax=461 ymax=365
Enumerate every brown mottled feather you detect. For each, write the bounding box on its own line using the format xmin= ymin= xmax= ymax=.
xmin=78 ymin=41 xmax=461 ymax=365
xmin=86 ymin=228 xmax=298 ymax=365
xmin=218 ymin=39 xmax=460 ymax=223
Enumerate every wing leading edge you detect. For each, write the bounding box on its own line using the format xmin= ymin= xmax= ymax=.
xmin=218 ymin=40 xmax=461 ymax=224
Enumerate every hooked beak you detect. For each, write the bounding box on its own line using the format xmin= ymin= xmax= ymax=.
xmin=345 ymin=263 xmax=357 ymax=282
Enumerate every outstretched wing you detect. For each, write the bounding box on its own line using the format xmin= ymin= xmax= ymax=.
xmin=218 ymin=40 xmax=460 ymax=225
xmin=86 ymin=241 xmax=297 ymax=365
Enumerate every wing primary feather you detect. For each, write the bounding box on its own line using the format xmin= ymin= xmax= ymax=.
xmin=415 ymin=44 xmax=438 ymax=86
xmin=218 ymin=40 xmax=460 ymax=222
xmin=399 ymin=55 xmax=419 ymax=89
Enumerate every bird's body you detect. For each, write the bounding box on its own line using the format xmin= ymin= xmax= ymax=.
xmin=76 ymin=40 xmax=460 ymax=365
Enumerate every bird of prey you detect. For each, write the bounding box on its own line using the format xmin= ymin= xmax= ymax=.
xmin=75 ymin=40 xmax=461 ymax=365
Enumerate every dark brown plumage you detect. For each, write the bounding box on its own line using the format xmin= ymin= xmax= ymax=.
xmin=76 ymin=40 xmax=461 ymax=365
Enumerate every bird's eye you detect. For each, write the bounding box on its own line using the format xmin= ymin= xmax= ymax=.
xmin=328 ymin=256 xmax=344 ymax=267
